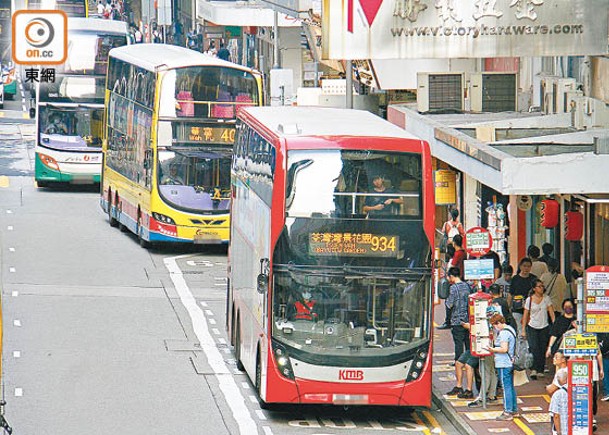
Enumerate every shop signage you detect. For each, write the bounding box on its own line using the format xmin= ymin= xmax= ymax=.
xmin=322 ymin=0 xmax=609 ymax=60
xmin=562 ymin=333 xmax=598 ymax=357
xmin=465 ymin=226 xmax=492 ymax=257
xmin=568 ymin=359 xmax=593 ymax=435
xmin=434 ymin=169 xmax=457 ymax=205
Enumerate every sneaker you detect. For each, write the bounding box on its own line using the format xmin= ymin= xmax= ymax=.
xmin=446 ymin=386 xmax=463 ymax=396
xmin=601 ymin=395 xmax=609 ymax=402
xmin=530 ymin=370 xmax=538 ymax=380
xmin=437 ymin=323 xmax=451 ymax=330
xmin=467 ymin=399 xmax=482 ymax=408
xmin=511 ymin=411 xmax=522 ymax=418
xmin=457 ymin=389 xmax=474 ymax=399
xmin=487 ymin=396 xmax=498 ymax=403
xmin=496 ymin=412 xmax=513 ymax=421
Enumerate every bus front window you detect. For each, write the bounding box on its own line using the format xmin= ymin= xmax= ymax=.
xmin=39 ymin=107 xmax=102 ymax=150
xmin=157 ymin=149 xmax=232 ymax=214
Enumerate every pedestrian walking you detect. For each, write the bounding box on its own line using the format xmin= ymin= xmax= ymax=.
xmin=494 ymin=264 xmax=513 ymax=299
xmin=438 ymin=243 xmax=456 ymax=330
xmin=546 ymin=299 xmax=576 ymax=358
xmin=508 ymin=257 xmax=537 ymax=336
xmin=522 ymin=278 xmax=555 ymax=379
xmin=451 ymin=234 xmax=466 ymax=280
xmin=541 ymin=258 xmax=568 ymax=316
xmin=546 ymin=351 xmax=568 ymax=396
xmin=528 ymin=245 xmax=549 ymax=278
xmin=487 ymin=313 xmax=519 ymax=420
xmin=540 ymin=242 xmax=555 ymax=265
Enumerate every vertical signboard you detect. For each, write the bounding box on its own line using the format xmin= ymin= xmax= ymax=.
xmin=585 ymin=266 xmax=609 ymax=332
xmin=468 ymin=291 xmax=493 ymax=357
xmin=568 ymin=359 xmax=592 ymax=435
xmin=434 ymin=169 xmax=457 ymax=205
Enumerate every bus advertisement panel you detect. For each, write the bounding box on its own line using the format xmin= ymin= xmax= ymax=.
xmin=100 ymin=44 xmax=262 ymax=246
xmin=34 ymin=18 xmax=129 ymax=186
xmin=229 ymin=107 xmax=435 ymax=407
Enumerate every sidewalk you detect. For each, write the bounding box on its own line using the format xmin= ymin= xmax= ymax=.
xmin=431 ymin=302 xmax=609 ymax=434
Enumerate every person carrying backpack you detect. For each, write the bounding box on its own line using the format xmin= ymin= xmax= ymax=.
xmin=487 ymin=313 xmax=519 ymax=421
xmin=440 ymin=208 xmax=465 ymax=252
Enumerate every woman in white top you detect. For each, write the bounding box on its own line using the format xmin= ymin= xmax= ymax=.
xmin=522 ymin=278 xmax=555 ymax=379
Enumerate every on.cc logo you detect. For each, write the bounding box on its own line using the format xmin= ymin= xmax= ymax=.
xmin=25 ymin=17 xmax=55 ymax=48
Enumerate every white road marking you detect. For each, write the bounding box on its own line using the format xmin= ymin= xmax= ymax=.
xmin=13 ymin=351 xmax=20 ymax=358
xmin=6 ymin=210 xmax=12 ymax=214
xmin=9 ymin=247 xmax=15 ymax=252
xmin=214 ymin=277 xmax=225 ymax=281
xmin=11 ymin=291 xmax=18 ymax=297
xmin=164 ymin=255 xmax=257 ymax=435
xmin=223 ymin=348 xmax=231 ymax=354
xmin=9 ymin=267 xmax=15 ymax=273
xmin=241 ymin=382 xmax=250 ymax=389
xmin=14 ymin=388 xmax=22 ymax=397
xmin=215 ymin=283 xmax=226 ymax=286
xmin=209 ymin=318 xmax=217 ymax=325
xmin=186 ymin=260 xmax=213 ymax=267
xmin=200 ymin=301 xmax=208 ymax=307
xmin=262 ymin=427 xmax=273 ymax=435
xmin=249 ymin=395 xmax=258 ymax=403
xmin=212 ymin=328 xmax=220 ymax=335
xmin=7 ymin=226 xmax=13 ymax=231
xmin=255 ymin=410 xmax=267 ymax=420
xmin=218 ymin=338 xmax=226 ymax=345
xmin=13 ymin=320 xmax=21 ymax=327
xmin=205 ymin=309 xmax=214 ymax=316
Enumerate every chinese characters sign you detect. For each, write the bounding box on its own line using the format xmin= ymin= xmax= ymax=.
xmin=175 ymin=125 xmax=236 ymax=144
xmin=585 ymin=265 xmax=609 ymax=333
xmin=309 ymin=232 xmax=399 ymax=257
xmin=465 ymin=227 xmax=492 ymax=258
xmin=322 ymin=0 xmax=608 ymax=59
xmin=562 ymin=333 xmax=598 ymax=357
xmin=568 ymin=359 xmax=592 ymax=435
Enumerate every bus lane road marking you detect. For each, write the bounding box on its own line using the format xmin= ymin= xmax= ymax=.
xmin=164 ymin=254 xmax=258 ymax=435
xmin=0 ymin=176 xmax=9 ymax=188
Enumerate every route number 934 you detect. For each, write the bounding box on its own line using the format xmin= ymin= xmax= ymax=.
xmin=370 ymin=236 xmax=397 ymax=252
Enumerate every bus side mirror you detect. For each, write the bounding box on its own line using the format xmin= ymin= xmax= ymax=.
xmin=257 ymin=273 xmax=268 ymax=294
xmin=257 ymin=257 xmax=270 ymax=294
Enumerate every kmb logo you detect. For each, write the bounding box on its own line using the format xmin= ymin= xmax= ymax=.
xmin=338 ymin=369 xmax=364 ymax=381
xmin=12 ymin=10 xmax=67 ymax=65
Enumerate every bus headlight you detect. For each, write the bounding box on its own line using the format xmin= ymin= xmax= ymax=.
xmin=152 ymin=212 xmax=176 ymax=225
xmin=272 ymin=341 xmax=294 ymax=380
xmin=406 ymin=343 xmax=429 ymax=383
xmin=39 ymin=153 xmax=59 ymax=171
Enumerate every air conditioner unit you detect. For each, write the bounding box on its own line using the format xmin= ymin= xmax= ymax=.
xmin=541 ymin=76 xmax=577 ymax=114
xmin=417 ymin=72 xmax=464 ymax=113
xmin=470 ymin=72 xmax=517 ymax=113
xmin=571 ymin=96 xmax=609 ymax=130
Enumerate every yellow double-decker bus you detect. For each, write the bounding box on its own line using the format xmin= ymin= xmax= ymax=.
xmin=101 ymin=44 xmax=262 ymax=247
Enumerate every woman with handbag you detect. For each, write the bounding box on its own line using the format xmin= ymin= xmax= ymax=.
xmin=540 ymin=258 xmax=568 ymax=317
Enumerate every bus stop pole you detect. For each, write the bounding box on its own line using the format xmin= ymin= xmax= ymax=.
xmin=577 ymin=277 xmax=584 ymax=334
xmin=273 ymin=11 xmax=280 ymax=69
xmin=481 ymin=356 xmax=487 ymax=409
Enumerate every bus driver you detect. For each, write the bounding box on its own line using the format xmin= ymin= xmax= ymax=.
xmin=362 ymin=174 xmax=403 ymax=217
xmin=45 ymin=115 xmax=69 ymax=135
xmin=293 ymin=290 xmax=318 ymax=321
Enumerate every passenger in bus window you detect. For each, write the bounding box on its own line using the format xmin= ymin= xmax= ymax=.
xmin=362 ymin=174 xmax=403 ymax=217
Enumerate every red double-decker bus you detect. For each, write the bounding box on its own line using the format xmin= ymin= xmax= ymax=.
xmin=228 ymin=107 xmax=435 ymax=407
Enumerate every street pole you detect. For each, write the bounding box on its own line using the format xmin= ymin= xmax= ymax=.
xmin=577 ymin=277 xmax=584 ymax=333
xmin=273 ymin=11 xmax=280 ymax=69
xmin=346 ymin=60 xmax=353 ymax=109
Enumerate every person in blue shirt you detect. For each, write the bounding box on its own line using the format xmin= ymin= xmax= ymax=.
xmin=487 ymin=313 xmax=519 ymax=421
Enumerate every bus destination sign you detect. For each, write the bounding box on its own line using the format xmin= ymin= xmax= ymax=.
xmin=175 ymin=125 xmax=236 ymax=144
xmin=309 ymin=232 xmax=399 ymax=258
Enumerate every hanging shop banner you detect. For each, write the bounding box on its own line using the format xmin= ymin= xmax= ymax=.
xmin=434 ymin=169 xmax=457 ymax=205
xmin=322 ymin=0 xmax=609 ymax=60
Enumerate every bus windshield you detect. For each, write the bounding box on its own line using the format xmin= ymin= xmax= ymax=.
xmin=157 ymin=147 xmax=232 ymax=214
xmin=39 ymin=106 xmax=104 ymax=150
xmin=39 ymin=76 xmax=105 ymax=103
xmin=159 ymin=67 xmax=259 ymax=119
xmin=272 ymin=149 xmax=430 ymax=364
xmin=61 ymin=32 xmax=127 ymax=75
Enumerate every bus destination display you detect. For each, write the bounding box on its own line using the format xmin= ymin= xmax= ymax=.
xmin=309 ymin=232 xmax=399 ymax=257
xmin=175 ymin=125 xmax=236 ymax=144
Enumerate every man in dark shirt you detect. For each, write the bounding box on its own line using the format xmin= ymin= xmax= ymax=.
xmin=217 ymin=42 xmax=230 ymax=61
xmin=445 ymin=266 xmax=471 ymax=362
xmin=507 ymin=257 xmax=536 ymax=336
xmin=363 ymin=175 xmax=402 ymax=217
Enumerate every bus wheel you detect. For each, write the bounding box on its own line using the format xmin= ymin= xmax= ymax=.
xmin=137 ymin=216 xmax=150 ymax=249
xmin=256 ymin=353 xmax=269 ymax=410
xmin=234 ymin=319 xmax=245 ymax=371
xmin=108 ymin=192 xmax=118 ymax=227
